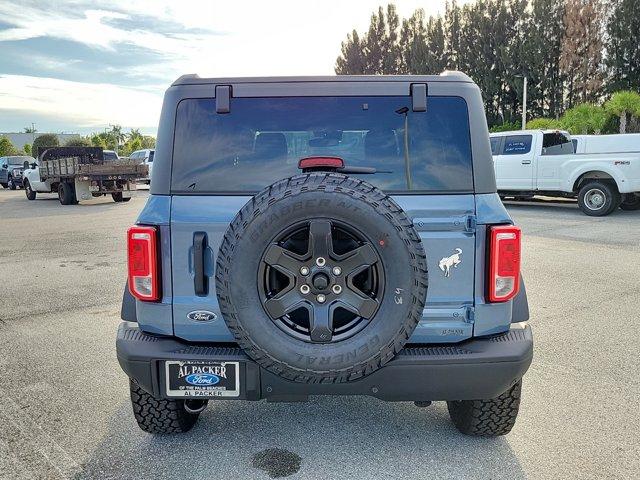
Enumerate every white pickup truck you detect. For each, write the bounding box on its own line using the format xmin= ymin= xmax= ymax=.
xmin=490 ymin=130 xmax=640 ymax=216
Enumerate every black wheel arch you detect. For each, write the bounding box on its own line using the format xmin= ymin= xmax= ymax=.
xmin=573 ymin=171 xmax=619 ymax=193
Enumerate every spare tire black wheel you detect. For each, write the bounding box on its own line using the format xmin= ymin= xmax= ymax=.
xmin=216 ymin=173 xmax=428 ymax=383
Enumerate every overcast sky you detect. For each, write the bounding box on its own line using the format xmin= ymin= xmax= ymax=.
xmin=0 ymin=0 xmax=466 ymax=135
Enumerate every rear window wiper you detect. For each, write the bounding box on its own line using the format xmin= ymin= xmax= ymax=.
xmin=337 ymin=166 xmax=392 ymax=175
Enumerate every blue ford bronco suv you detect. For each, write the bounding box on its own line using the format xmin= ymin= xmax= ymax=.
xmin=117 ymin=72 xmax=533 ymax=436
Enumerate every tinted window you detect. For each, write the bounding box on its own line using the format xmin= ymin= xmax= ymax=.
xmin=503 ymin=135 xmax=532 ymax=155
xmin=542 ymin=132 xmax=573 ymax=155
xmin=148 ymin=151 xmax=154 ymax=162
xmin=171 ymin=96 xmax=473 ymax=193
xmin=571 ymin=139 xmax=578 ymax=152
xmin=490 ymin=137 xmax=501 ymax=155
xmin=7 ymin=156 xmax=31 ymax=165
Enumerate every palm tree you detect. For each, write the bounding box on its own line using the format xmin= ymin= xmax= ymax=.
xmin=128 ymin=128 xmax=143 ymax=141
xmin=604 ymin=91 xmax=640 ymax=134
xmin=560 ymin=103 xmax=607 ymax=134
xmin=109 ymin=125 xmax=126 ymax=153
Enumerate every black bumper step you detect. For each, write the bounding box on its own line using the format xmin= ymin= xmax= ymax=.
xmin=117 ymin=322 xmax=533 ymax=402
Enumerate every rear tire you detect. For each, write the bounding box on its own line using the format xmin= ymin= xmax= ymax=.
xmin=24 ymin=181 xmax=36 ymax=200
xmin=58 ymin=182 xmax=74 ymax=205
xmin=577 ymin=181 xmax=620 ymax=216
xmin=129 ymin=380 xmax=200 ymax=434
xmin=619 ymin=193 xmax=640 ymax=211
xmin=112 ymin=192 xmax=131 ymax=202
xmin=447 ymin=380 xmax=522 ymax=437
xmin=0 ymin=183 xmax=7 ymax=189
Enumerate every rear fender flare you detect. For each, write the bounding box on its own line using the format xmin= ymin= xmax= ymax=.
xmin=511 ymin=274 xmax=529 ymax=323
xmin=568 ymin=167 xmax=625 ymax=193
xmin=121 ymin=282 xmax=137 ymax=322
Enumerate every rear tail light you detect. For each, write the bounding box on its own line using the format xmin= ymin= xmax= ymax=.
xmin=488 ymin=225 xmax=521 ymax=302
xmin=127 ymin=226 xmax=160 ymax=301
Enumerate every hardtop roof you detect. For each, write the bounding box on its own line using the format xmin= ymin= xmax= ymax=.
xmin=172 ymin=71 xmax=472 ymax=86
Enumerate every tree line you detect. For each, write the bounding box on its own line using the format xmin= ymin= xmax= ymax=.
xmin=0 ymin=125 xmax=156 ymax=158
xmin=335 ymin=0 xmax=640 ymax=132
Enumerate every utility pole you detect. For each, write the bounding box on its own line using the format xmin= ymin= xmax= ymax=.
xmin=521 ymin=76 xmax=527 ymax=130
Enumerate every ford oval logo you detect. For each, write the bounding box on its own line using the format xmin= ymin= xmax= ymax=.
xmin=185 ymin=373 xmax=220 ymax=386
xmin=187 ymin=310 xmax=217 ymax=322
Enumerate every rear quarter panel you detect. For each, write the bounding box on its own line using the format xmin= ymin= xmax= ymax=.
xmin=557 ymin=153 xmax=640 ymax=193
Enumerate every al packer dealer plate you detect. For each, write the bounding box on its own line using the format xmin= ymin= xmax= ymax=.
xmin=165 ymin=361 xmax=240 ymax=398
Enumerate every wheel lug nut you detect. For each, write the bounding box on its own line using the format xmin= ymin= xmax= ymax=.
xmin=332 ymin=285 xmax=342 ymax=294
xmin=316 ymin=257 xmax=326 ymax=267
xmin=300 ymin=266 xmax=310 ymax=276
xmin=317 ymin=294 xmax=326 ymax=303
xmin=332 ymin=266 xmax=342 ymax=276
xmin=300 ymin=285 xmax=310 ymax=294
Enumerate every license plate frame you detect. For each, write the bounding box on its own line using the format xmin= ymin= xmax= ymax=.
xmin=164 ymin=360 xmax=240 ymax=398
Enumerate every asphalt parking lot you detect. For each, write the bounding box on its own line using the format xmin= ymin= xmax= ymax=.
xmin=0 ymin=189 xmax=638 ymax=479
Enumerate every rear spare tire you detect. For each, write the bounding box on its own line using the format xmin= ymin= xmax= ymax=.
xmin=216 ymin=173 xmax=428 ymax=383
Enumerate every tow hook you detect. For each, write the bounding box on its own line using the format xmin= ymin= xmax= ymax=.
xmin=184 ymin=399 xmax=208 ymax=414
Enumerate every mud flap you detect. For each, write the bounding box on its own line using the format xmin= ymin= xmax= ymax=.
xmin=74 ymin=178 xmax=92 ymax=201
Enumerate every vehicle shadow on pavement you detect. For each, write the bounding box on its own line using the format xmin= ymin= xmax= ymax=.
xmin=503 ymin=200 xmax=584 ymax=216
xmin=503 ymin=199 xmax=640 ymax=218
xmin=77 ymin=396 xmax=525 ymax=480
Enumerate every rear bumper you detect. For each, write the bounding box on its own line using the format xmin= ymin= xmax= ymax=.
xmin=116 ymin=322 xmax=533 ymax=402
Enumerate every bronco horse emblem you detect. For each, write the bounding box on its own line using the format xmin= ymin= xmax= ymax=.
xmin=439 ymin=248 xmax=463 ymax=277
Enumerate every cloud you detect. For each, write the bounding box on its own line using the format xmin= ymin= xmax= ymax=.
xmin=0 ymin=75 xmax=162 ymax=130
xmin=0 ymin=1 xmax=467 ymax=133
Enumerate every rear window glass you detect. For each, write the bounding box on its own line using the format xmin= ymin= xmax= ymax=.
xmin=6 ymin=156 xmax=31 ymax=165
xmin=503 ymin=135 xmax=532 ymax=155
xmin=171 ymin=96 xmax=473 ymax=193
xmin=542 ymin=132 xmax=573 ymax=155
xmin=148 ymin=151 xmax=154 ymax=162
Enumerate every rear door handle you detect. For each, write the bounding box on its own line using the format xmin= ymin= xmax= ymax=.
xmin=193 ymin=232 xmax=208 ymax=296
xmin=521 ymin=160 xmax=532 ymax=165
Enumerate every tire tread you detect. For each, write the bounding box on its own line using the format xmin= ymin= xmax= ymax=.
xmin=447 ymin=380 xmax=522 ymax=436
xmin=215 ymin=173 xmax=428 ymax=384
xmin=129 ymin=380 xmax=198 ymax=434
